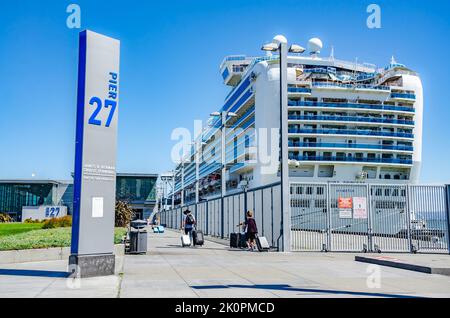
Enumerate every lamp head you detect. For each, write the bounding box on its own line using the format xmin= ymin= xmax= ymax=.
xmin=261 ymin=42 xmax=279 ymax=52
xmin=289 ymin=44 xmax=306 ymax=54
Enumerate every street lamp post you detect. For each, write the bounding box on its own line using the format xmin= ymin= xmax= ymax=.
xmin=181 ymin=159 xmax=185 ymax=207
xmin=171 ymin=169 xmax=175 ymax=210
xmin=262 ymin=35 xmax=305 ymax=252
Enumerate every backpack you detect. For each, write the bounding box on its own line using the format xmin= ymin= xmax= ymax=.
xmin=186 ymin=214 xmax=195 ymax=225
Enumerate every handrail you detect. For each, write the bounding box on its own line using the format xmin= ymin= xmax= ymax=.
xmin=288 ymin=128 xmax=414 ymax=139
xmin=288 ymin=115 xmax=415 ymax=126
xmin=288 ymin=142 xmax=413 ymax=151
xmin=289 ymin=101 xmax=415 ymax=113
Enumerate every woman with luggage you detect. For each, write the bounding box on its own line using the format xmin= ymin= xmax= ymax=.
xmin=238 ymin=211 xmax=258 ymax=251
xmin=182 ymin=209 xmax=196 ymax=246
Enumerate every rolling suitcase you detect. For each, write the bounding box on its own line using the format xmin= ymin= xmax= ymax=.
xmin=238 ymin=233 xmax=248 ymax=248
xmin=193 ymin=230 xmax=204 ymax=246
xmin=256 ymin=235 xmax=270 ymax=252
xmin=230 ymin=233 xmax=239 ymax=248
xmin=181 ymin=234 xmax=191 ymax=247
xmin=158 ymin=226 xmax=165 ymax=233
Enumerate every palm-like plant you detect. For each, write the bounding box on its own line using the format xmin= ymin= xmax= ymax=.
xmin=115 ymin=201 xmax=135 ymax=227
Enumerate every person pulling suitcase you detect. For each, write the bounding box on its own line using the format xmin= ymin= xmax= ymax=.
xmin=181 ymin=209 xmax=196 ymax=247
xmin=237 ymin=211 xmax=258 ymax=251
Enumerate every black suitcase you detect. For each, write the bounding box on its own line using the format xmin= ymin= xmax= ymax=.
xmin=193 ymin=230 xmax=204 ymax=246
xmin=230 ymin=233 xmax=239 ymax=248
xmin=238 ymin=233 xmax=248 ymax=248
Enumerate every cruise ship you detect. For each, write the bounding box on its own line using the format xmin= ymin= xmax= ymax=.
xmin=171 ymin=37 xmax=423 ymax=205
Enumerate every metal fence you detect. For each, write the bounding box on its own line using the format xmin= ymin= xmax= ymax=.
xmin=291 ymin=183 xmax=450 ymax=254
xmin=160 ymin=182 xmax=450 ymax=254
xmin=160 ymin=182 xmax=283 ymax=250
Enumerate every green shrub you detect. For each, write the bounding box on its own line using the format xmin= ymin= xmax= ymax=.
xmin=115 ymin=201 xmax=135 ymax=227
xmin=0 ymin=214 xmax=13 ymax=223
xmin=24 ymin=218 xmax=43 ymax=224
xmin=42 ymin=216 xmax=72 ymax=229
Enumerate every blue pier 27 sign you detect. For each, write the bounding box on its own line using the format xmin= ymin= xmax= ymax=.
xmin=70 ymin=30 xmax=120 ymax=277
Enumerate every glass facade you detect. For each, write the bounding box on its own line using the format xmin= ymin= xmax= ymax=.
xmin=116 ymin=175 xmax=157 ymax=203
xmin=0 ymin=183 xmax=55 ymax=219
xmin=0 ymin=174 xmax=157 ymax=221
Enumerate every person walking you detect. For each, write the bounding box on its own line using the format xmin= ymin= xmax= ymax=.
xmin=238 ymin=211 xmax=258 ymax=251
xmin=182 ymin=209 xmax=196 ymax=246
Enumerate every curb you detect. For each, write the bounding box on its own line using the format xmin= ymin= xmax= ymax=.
xmin=0 ymin=244 xmax=125 ymax=265
xmin=355 ymin=255 xmax=450 ymax=276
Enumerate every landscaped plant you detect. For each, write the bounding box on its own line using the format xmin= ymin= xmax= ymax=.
xmin=24 ymin=218 xmax=44 ymax=224
xmin=42 ymin=216 xmax=72 ymax=229
xmin=0 ymin=213 xmax=13 ymax=223
xmin=115 ymin=200 xmax=135 ymax=227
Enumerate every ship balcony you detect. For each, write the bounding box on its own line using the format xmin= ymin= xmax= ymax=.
xmin=222 ymin=65 xmax=246 ymax=86
xmin=288 ymin=87 xmax=312 ymax=96
xmin=311 ymin=82 xmax=391 ymax=93
xmin=288 ymin=141 xmax=414 ymax=152
xmin=229 ymin=162 xmax=256 ymax=174
xmin=288 ymin=128 xmax=414 ymax=139
xmin=390 ymin=92 xmax=416 ymax=101
xmin=288 ymin=100 xmax=415 ymax=113
xmin=288 ymin=115 xmax=415 ymax=126
xmin=288 ymin=155 xmax=413 ymax=166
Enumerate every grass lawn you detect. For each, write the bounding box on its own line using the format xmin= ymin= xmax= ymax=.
xmin=0 ymin=225 xmax=127 ymax=251
xmin=0 ymin=223 xmax=44 ymax=237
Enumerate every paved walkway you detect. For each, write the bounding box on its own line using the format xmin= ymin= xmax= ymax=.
xmin=1 ymin=229 xmax=450 ymax=298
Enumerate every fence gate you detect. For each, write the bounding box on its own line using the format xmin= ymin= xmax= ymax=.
xmin=329 ymin=183 xmax=369 ymax=252
xmin=408 ymin=185 xmax=449 ymax=254
xmin=290 ymin=183 xmax=328 ymax=251
xmin=369 ymin=185 xmax=409 ymax=252
xmin=291 ymin=183 xmax=450 ymax=254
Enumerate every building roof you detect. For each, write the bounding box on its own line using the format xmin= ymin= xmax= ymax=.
xmin=0 ymin=173 xmax=159 ymax=185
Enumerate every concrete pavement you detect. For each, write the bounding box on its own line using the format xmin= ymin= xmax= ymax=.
xmin=1 ymin=229 xmax=450 ymax=298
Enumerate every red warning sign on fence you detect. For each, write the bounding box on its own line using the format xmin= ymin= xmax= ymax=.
xmin=338 ymin=197 xmax=353 ymax=209
xmin=338 ymin=197 xmax=353 ymax=219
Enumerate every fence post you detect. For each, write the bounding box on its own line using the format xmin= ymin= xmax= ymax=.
xmin=221 ymin=196 xmax=225 ymax=239
xmin=406 ymin=185 xmax=414 ymax=253
xmin=195 ymin=204 xmax=198 ymax=226
xmin=261 ymin=190 xmax=264 ymax=237
xmin=445 ymin=185 xmax=450 ymax=255
xmin=326 ymin=183 xmax=332 ymax=251
xmin=271 ymin=187 xmax=274 ymax=249
xmin=367 ymin=184 xmax=374 ymax=253
xmin=206 ymin=200 xmax=209 ymax=236
xmin=244 ymin=190 xmax=248 ymax=214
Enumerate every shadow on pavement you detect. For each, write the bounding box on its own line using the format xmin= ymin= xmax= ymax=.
xmin=190 ymin=283 xmax=421 ymax=298
xmin=0 ymin=269 xmax=70 ymax=278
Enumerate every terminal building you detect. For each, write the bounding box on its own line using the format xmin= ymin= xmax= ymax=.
xmin=170 ymin=37 xmax=423 ymax=206
xmin=0 ymin=173 xmax=158 ymax=221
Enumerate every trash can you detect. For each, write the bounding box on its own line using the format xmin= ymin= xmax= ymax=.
xmin=129 ymin=220 xmax=147 ymax=254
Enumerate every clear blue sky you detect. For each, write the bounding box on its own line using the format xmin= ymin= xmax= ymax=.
xmin=0 ymin=0 xmax=449 ymax=183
